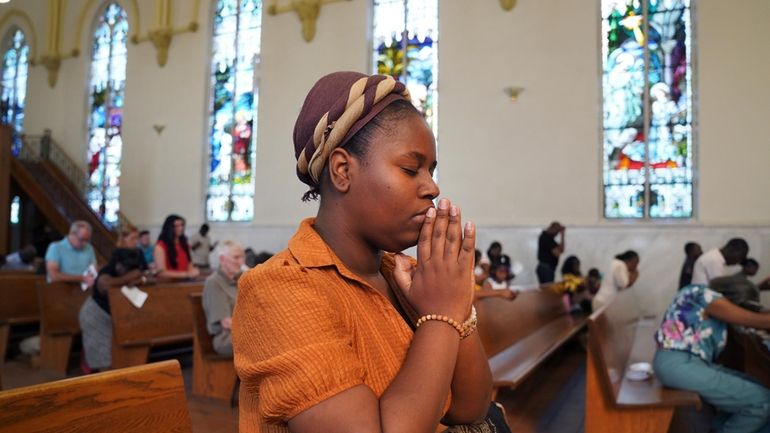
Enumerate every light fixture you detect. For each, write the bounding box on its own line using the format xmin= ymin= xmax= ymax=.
xmin=0 ymin=0 xmax=11 ymax=4
xmin=503 ymin=86 xmax=525 ymax=102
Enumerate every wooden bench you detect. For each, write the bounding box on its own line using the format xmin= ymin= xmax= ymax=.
xmin=476 ymin=288 xmax=588 ymax=399
xmin=0 ymin=360 xmax=192 ymax=432
xmin=721 ymin=326 xmax=770 ymax=389
xmin=585 ymin=290 xmax=701 ymax=433
xmin=108 ymin=282 xmax=203 ymax=368
xmin=0 ymin=274 xmax=43 ymax=364
xmin=36 ymin=281 xmax=91 ymax=375
xmin=188 ymin=293 xmax=238 ymax=402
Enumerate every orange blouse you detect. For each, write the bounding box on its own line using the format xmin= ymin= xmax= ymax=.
xmin=233 ymin=218 xmax=441 ymax=432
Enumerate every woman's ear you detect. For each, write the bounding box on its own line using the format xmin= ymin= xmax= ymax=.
xmin=327 ymin=148 xmax=353 ymax=193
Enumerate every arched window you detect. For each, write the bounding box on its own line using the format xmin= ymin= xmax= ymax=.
xmin=0 ymin=28 xmax=29 ymax=155
xmin=371 ymin=0 xmax=438 ymax=135
xmin=206 ymin=0 xmax=262 ymax=222
xmin=601 ymin=0 xmax=694 ymax=219
xmin=86 ymin=3 xmax=129 ymax=224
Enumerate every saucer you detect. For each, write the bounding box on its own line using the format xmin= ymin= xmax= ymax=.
xmin=629 ymin=362 xmax=652 ymax=374
xmin=625 ymin=370 xmax=651 ymax=381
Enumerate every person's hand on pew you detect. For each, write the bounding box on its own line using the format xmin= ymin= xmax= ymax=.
xmin=186 ymin=266 xmax=201 ymax=280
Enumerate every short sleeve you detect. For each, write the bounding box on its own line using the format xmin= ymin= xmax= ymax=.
xmin=44 ymin=242 xmax=60 ymax=264
xmin=232 ymin=265 xmax=366 ymax=423
xmin=697 ymin=286 xmax=723 ymax=307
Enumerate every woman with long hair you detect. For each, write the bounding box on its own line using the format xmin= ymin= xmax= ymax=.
xmin=153 ymin=214 xmax=199 ymax=280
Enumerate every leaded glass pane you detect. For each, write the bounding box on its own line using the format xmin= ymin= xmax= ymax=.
xmin=604 ymin=185 xmax=645 ymax=218
xmin=207 ymin=0 xmax=261 ymax=222
xmin=0 ymin=28 xmax=28 ymax=155
xmin=86 ymin=3 xmax=128 ymax=224
xmin=372 ymin=0 xmax=438 ymax=134
xmin=601 ymin=0 xmax=694 ymax=219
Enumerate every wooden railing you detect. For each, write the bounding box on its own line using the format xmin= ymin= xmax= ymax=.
xmin=6 ymin=129 xmax=137 ymax=262
xmin=16 ymin=130 xmax=134 ymax=232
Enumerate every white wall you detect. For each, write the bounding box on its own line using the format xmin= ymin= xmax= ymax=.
xmin=3 ymin=0 xmax=769 ymax=311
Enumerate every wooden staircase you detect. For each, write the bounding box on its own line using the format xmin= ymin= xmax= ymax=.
xmin=2 ymin=126 xmax=132 ymax=262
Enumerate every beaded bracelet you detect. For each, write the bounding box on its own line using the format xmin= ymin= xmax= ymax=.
xmin=416 ymin=306 xmax=478 ymax=339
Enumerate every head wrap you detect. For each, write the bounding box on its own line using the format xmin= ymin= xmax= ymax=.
xmin=293 ymin=71 xmax=411 ymax=189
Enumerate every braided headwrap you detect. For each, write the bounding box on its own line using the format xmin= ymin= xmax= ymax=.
xmin=293 ymin=71 xmax=411 ymax=189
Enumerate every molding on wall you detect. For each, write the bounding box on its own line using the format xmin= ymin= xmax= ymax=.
xmin=267 ymin=0 xmax=352 ymax=42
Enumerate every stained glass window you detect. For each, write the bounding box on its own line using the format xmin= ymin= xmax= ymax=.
xmin=206 ymin=0 xmax=262 ymax=222
xmin=372 ymin=0 xmax=438 ymax=135
xmin=86 ymin=3 xmax=128 ymax=224
xmin=601 ymin=0 xmax=694 ymax=219
xmin=0 ymin=28 xmax=28 ymax=155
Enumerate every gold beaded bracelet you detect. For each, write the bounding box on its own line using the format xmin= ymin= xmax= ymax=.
xmin=416 ymin=306 xmax=478 ymax=339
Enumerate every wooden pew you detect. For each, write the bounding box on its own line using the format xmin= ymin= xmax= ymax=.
xmin=0 ymin=274 xmax=43 ymax=364
xmin=188 ymin=293 xmax=237 ymax=402
xmin=36 ymin=282 xmax=90 ymax=375
xmin=108 ymin=282 xmax=203 ymax=368
xmin=585 ymin=290 xmax=701 ymax=433
xmin=0 ymin=360 xmax=192 ymax=433
xmin=476 ymin=288 xmax=588 ymax=398
xmin=722 ymin=327 xmax=770 ymax=389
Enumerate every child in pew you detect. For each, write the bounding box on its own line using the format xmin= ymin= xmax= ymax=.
xmin=653 ymin=285 xmax=770 ymax=433
xmin=233 ymin=72 xmax=499 ymax=433
xmin=79 ymin=248 xmax=150 ymax=372
xmin=477 ymin=262 xmax=518 ymax=301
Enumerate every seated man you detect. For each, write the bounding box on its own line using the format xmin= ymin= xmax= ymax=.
xmin=45 ymin=220 xmax=96 ymax=287
xmin=202 ymin=240 xmax=246 ymax=356
xmin=709 ymin=258 xmax=766 ymax=313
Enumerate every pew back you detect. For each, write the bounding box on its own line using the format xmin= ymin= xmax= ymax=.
xmin=36 ymin=282 xmax=89 ymax=336
xmin=0 ymin=274 xmax=43 ymax=364
xmin=585 ymin=290 xmax=701 ymax=433
xmin=0 ymin=360 xmax=192 ymax=433
xmin=36 ymin=282 xmax=90 ymax=374
xmin=477 ymin=288 xmax=572 ymax=357
xmin=0 ymin=273 xmax=42 ymax=325
xmin=108 ymin=282 xmax=203 ymax=368
xmin=188 ymin=293 xmax=237 ymax=402
xmin=479 ymin=288 xmax=587 ymax=395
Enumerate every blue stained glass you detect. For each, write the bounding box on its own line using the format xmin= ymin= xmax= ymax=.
xmin=372 ymin=0 xmax=438 ymax=134
xmin=0 ymin=28 xmax=28 ymax=155
xmin=86 ymin=3 xmax=128 ymax=224
xmin=207 ymin=0 xmax=262 ymax=221
xmin=601 ymin=0 xmax=694 ymax=219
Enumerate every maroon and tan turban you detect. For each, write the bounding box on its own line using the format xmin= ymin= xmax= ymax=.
xmin=293 ymin=71 xmax=411 ymax=189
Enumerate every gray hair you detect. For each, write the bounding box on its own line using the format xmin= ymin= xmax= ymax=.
xmin=217 ymin=240 xmax=244 ymax=258
xmin=69 ymin=220 xmax=92 ymax=235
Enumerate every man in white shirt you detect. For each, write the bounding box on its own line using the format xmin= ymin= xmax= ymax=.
xmin=691 ymin=238 xmax=749 ymax=285
xmin=190 ymin=224 xmax=218 ymax=269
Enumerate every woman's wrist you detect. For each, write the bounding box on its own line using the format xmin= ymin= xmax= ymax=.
xmin=415 ymin=306 xmax=477 ymax=339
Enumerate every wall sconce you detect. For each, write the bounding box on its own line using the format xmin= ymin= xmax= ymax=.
xmin=503 ymin=86 xmax=524 ymax=102
xmin=500 ymin=0 xmax=517 ymax=11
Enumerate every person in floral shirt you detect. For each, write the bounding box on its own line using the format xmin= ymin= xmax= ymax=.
xmin=653 ymin=285 xmax=770 ymax=433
